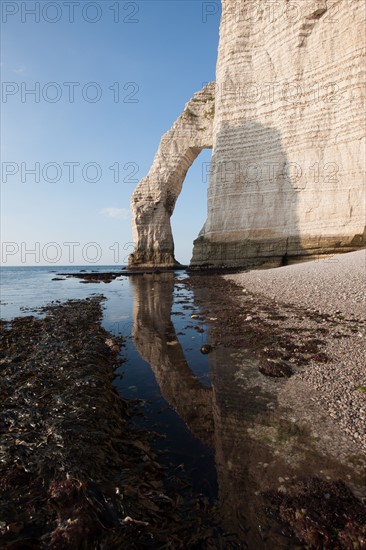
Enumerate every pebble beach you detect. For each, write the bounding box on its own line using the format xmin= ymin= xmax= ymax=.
xmin=225 ymin=250 xmax=366 ymax=453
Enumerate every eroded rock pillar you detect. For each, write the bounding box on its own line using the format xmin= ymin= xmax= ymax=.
xmin=129 ymin=83 xmax=215 ymax=268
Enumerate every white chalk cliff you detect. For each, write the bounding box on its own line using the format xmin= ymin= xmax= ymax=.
xmin=130 ymin=0 xmax=365 ymax=268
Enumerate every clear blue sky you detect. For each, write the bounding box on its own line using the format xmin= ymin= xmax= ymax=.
xmin=1 ymin=0 xmax=221 ymax=266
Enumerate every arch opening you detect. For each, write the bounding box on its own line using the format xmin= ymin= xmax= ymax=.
xmin=171 ymin=148 xmax=212 ymax=265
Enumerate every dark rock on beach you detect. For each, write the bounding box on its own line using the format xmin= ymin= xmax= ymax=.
xmin=200 ymin=344 xmax=213 ymax=355
xmin=259 ymin=359 xmax=294 ymax=378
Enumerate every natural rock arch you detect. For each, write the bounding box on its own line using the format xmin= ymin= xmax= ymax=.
xmin=129 ymin=82 xmax=215 ymax=268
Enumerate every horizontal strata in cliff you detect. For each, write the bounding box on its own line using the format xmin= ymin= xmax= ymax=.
xmin=130 ymin=0 xmax=366 ymax=269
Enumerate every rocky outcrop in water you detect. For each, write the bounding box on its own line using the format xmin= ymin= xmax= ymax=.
xmin=130 ymin=0 xmax=365 ymax=268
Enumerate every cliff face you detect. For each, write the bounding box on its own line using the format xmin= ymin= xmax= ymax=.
xmin=192 ymin=0 xmax=366 ymax=267
xmin=130 ymin=0 xmax=365 ymax=269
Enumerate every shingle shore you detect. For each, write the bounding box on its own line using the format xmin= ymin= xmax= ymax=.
xmin=225 ymin=250 xmax=366 ymax=452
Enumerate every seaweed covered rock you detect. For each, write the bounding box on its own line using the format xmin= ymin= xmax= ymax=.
xmin=0 ymin=298 xmax=231 ymax=548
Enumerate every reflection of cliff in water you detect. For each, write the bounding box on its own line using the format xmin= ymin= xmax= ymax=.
xmin=130 ymin=273 xmax=213 ymax=446
xmin=130 ymin=274 xmax=366 ymax=547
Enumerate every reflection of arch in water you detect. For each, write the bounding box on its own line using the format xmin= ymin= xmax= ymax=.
xmin=129 ymin=273 xmax=294 ymax=544
xmin=130 ymin=272 xmax=213 ymax=445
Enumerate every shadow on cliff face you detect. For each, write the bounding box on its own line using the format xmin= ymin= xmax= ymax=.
xmin=191 ymin=120 xmax=305 ymax=268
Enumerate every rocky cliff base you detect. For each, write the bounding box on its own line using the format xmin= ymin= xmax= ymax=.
xmin=191 ymin=233 xmax=366 ymax=269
